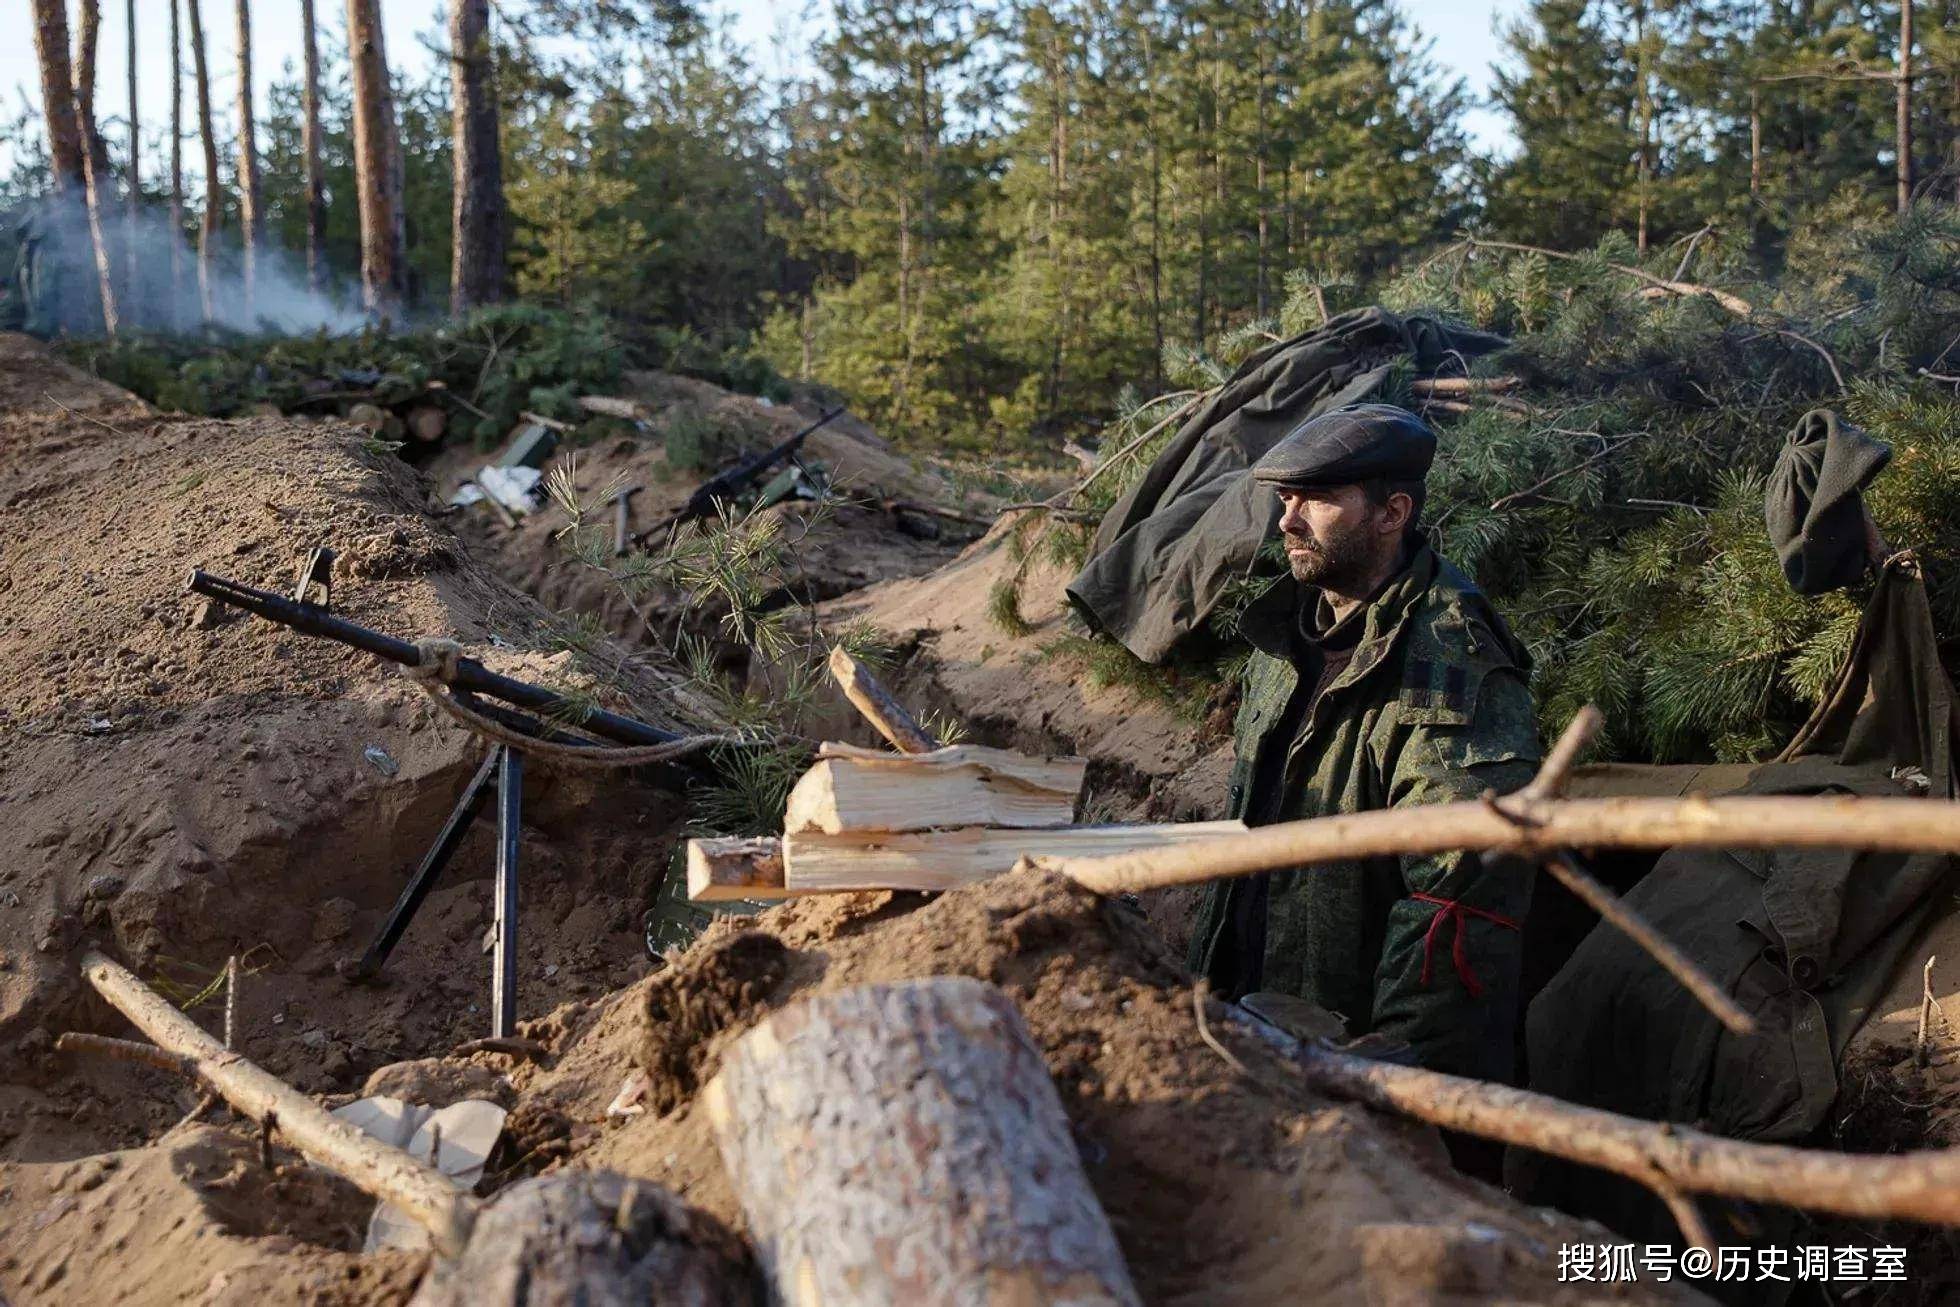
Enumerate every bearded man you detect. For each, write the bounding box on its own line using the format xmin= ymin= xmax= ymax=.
xmin=1189 ymin=403 xmax=1542 ymax=1091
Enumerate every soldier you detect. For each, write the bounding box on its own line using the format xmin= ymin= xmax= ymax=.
xmin=1190 ymin=402 xmax=1541 ymax=1097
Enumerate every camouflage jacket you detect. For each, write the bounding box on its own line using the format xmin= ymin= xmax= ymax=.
xmin=1189 ymin=544 xmax=1541 ymax=1083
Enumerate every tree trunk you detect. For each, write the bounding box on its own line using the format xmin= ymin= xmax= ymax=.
xmin=348 ymin=0 xmax=406 ymax=314
xmin=186 ymin=0 xmax=219 ymax=323
xmin=235 ymin=0 xmax=261 ymax=313
xmin=124 ymin=0 xmax=138 ymax=323
xmin=74 ymin=0 xmax=120 ymax=336
xmin=1897 ymin=0 xmax=1914 ymax=212
xmin=411 ymin=1172 xmax=753 ymax=1307
xmin=31 ymin=0 xmax=87 ymax=199
xmin=1634 ymin=4 xmax=1653 ymax=254
xmin=448 ymin=0 xmax=505 ymax=314
xmin=704 ymin=977 xmax=1140 ymax=1305
xmin=169 ymin=0 xmax=184 ymax=324
xmin=301 ymin=0 xmax=325 ymax=291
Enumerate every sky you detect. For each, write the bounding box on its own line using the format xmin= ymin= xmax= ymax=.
xmin=0 ymin=0 xmax=1528 ymax=177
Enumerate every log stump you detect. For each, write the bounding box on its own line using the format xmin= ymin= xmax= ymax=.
xmin=705 ymin=976 xmax=1140 ymax=1306
xmin=411 ymin=1171 xmax=753 ymax=1307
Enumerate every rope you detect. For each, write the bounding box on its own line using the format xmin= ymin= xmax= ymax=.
xmin=405 ymin=638 xmax=740 ymax=768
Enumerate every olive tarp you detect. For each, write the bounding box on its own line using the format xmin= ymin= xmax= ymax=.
xmin=1064 ymin=306 xmax=1508 ymax=664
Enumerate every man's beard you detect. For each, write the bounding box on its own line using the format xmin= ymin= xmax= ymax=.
xmin=1284 ymin=526 xmax=1377 ymax=592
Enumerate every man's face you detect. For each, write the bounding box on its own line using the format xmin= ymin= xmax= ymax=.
xmin=1275 ymin=484 xmax=1392 ymax=590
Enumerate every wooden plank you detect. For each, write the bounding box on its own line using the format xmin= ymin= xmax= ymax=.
xmin=784 ymin=755 xmax=1082 ymax=835
xmin=686 ymin=835 xmax=791 ymax=902
xmin=783 ymin=821 xmax=1248 ymax=893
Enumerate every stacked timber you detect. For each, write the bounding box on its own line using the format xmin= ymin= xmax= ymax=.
xmin=686 ymin=736 xmax=1244 ymax=902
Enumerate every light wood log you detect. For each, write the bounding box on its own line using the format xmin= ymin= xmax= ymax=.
xmin=576 ymin=395 xmax=647 ymax=421
xmin=784 ymin=751 xmax=1083 ymax=835
xmin=686 ymin=835 xmax=791 ymax=902
xmin=1034 ymin=794 xmax=1960 ymax=896
xmin=1234 ymin=1007 xmax=1960 ymax=1229
xmin=81 ymin=949 xmax=477 ymax=1255
xmin=411 ymin=1171 xmax=752 ymax=1307
xmin=705 ymin=977 xmax=1140 ymax=1306
xmin=826 ymin=646 xmax=939 ymax=754
xmin=784 ymin=821 xmax=1248 ymax=894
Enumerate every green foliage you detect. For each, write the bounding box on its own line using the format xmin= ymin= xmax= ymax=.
xmin=63 ymin=304 xmax=622 ymax=446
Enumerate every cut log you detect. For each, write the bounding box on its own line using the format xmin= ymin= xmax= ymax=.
xmin=577 ymin=395 xmax=646 ymax=421
xmin=784 ymin=747 xmax=1085 ymax=835
xmin=81 ymin=949 xmax=477 ymax=1255
xmin=686 ymin=835 xmax=789 ymax=902
xmin=783 ymin=820 xmax=1247 ymax=893
xmin=826 ymin=645 xmax=939 ymax=754
xmin=411 ymin=1171 xmax=753 ymax=1307
xmin=705 ymin=977 xmax=1140 ymax=1306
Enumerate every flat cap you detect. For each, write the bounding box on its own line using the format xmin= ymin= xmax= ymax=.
xmin=1250 ymin=403 xmax=1436 ymax=489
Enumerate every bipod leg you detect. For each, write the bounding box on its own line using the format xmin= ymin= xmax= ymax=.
xmin=492 ymin=747 xmax=523 ymax=1039
xmin=348 ymin=747 xmax=502 ymax=981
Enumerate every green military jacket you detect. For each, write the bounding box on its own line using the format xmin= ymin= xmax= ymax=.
xmin=1190 ymin=544 xmax=1541 ymax=1083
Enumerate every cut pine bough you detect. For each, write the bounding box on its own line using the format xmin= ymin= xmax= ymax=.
xmin=688 ymin=821 xmax=1249 ymax=901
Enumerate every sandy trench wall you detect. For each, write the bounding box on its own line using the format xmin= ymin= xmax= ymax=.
xmin=0 ymin=333 xmax=694 ymax=1114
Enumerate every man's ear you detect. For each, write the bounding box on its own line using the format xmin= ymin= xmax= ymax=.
xmin=1378 ymin=491 xmax=1414 ymax=536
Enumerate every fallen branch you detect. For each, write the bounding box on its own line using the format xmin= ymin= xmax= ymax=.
xmin=1462 ymin=237 xmax=1755 ymax=318
xmin=575 ymin=395 xmax=646 ymax=421
xmin=1052 ymin=390 xmax=1209 ymax=507
xmin=1917 ymin=955 xmax=1941 ymax=1069
xmin=1235 ymin=1010 xmax=1960 ymax=1231
xmin=827 ymin=646 xmax=940 ymax=755
xmin=81 ymin=950 xmax=477 ymax=1256
xmin=1408 ymin=376 xmax=1523 ymax=397
xmin=1034 ymin=791 xmax=1960 ymax=895
xmin=880 ymin=498 xmax=991 ymax=527
xmin=453 ymin=1036 xmax=551 ymax=1063
xmin=57 ymin=1031 xmax=197 ymax=1077
xmin=1489 ymin=433 xmax=1646 ymax=512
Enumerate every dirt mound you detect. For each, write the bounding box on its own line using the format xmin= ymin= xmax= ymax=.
xmin=467 ymin=873 xmax=1667 ymax=1304
xmin=0 ymin=332 xmax=699 ymax=1153
xmin=0 ymin=1124 xmax=424 ymax=1305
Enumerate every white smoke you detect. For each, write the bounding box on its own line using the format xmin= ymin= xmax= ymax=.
xmin=20 ymin=190 xmax=367 ymax=336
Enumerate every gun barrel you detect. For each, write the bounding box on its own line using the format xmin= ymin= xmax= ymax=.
xmin=186 ymin=569 xmax=684 ymax=748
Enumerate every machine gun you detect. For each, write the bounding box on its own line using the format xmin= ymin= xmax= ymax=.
xmin=188 ymin=565 xmax=707 ymax=1039
xmin=630 ymin=406 xmax=844 ymax=548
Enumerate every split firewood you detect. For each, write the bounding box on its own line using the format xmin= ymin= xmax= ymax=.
xmin=81 ymin=950 xmax=478 ymax=1256
xmin=410 ymin=1171 xmax=753 ymax=1307
xmin=686 ymin=835 xmax=789 ymax=902
xmin=784 ymin=744 xmax=1086 ymax=834
xmin=826 ymin=645 xmax=939 ymax=754
xmin=782 ymin=820 xmax=1247 ymax=895
xmin=706 ymin=977 xmax=1140 ymax=1305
